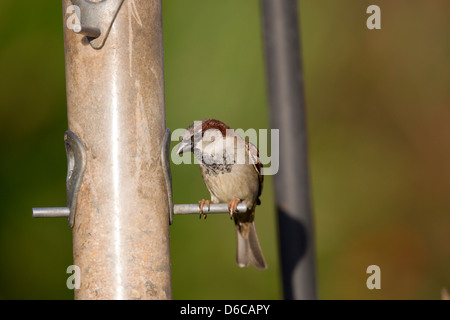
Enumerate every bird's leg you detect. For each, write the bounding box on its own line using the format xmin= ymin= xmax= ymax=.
xmin=198 ymin=199 xmax=211 ymax=219
xmin=228 ymin=198 xmax=240 ymax=219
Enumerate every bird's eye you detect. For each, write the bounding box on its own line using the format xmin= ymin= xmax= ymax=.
xmin=193 ymin=132 xmax=202 ymax=140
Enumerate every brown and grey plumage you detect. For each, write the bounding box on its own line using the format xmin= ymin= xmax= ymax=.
xmin=177 ymin=119 xmax=267 ymax=270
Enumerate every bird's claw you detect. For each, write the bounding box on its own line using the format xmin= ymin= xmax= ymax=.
xmin=228 ymin=198 xmax=240 ymax=219
xmin=198 ymin=199 xmax=211 ymax=219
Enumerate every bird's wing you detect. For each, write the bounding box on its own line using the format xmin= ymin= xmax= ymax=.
xmin=245 ymin=140 xmax=263 ymax=205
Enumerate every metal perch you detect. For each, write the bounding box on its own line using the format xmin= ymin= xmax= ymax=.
xmin=33 ymin=203 xmax=247 ymax=218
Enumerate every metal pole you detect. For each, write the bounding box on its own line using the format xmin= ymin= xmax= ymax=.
xmin=260 ymin=0 xmax=317 ymax=299
xmin=62 ymin=0 xmax=171 ymax=299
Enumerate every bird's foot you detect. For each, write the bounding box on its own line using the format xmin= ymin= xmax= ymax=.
xmin=198 ymin=199 xmax=211 ymax=219
xmin=228 ymin=198 xmax=240 ymax=219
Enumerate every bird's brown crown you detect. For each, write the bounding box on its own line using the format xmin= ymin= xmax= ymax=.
xmin=200 ymin=119 xmax=231 ymax=137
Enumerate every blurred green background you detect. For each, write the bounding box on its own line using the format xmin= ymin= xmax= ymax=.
xmin=0 ymin=0 xmax=449 ymax=299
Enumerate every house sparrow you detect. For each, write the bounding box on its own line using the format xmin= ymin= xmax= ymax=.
xmin=177 ymin=119 xmax=267 ymax=270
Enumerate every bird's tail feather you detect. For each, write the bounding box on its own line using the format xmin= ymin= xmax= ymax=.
xmin=235 ymin=221 xmax=267 ymax=270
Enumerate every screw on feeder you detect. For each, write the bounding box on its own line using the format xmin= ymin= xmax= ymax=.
xmin=72 ymin=24 xmax=101 ymax=39
xmin=69 ymin=0 xmax=125 ymax=49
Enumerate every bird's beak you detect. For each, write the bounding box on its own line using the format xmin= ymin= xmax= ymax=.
xmin=176 ymin=139 xmax=192 ymax=155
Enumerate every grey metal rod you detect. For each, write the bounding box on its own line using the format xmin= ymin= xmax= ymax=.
xmin=32 ymin=207 xmax=70 ymax=218
xmin=174 ymin=203 xmax=247 ymax=215
xmin=32 ymin=203 xmax=246 ymax=218
xmin=261 ymin=0 xmax=317 ymax=300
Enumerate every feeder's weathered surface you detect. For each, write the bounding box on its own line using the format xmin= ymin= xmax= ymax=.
xmin=63 ymin=0 xmax=171 ymax=299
